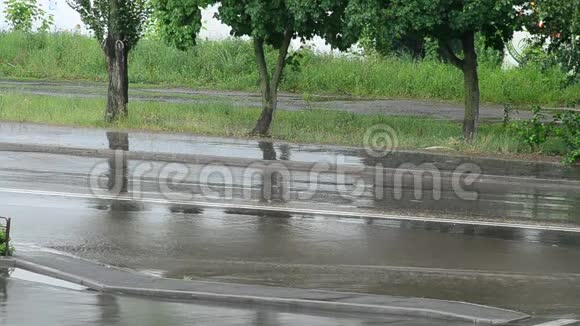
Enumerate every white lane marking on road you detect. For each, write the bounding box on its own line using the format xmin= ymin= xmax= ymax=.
xmin=533 ymin=319 xmax=579 ymax=326
xmin=10 ymin=268 xmax=88 ymax=291
xmin=2 ymin=186 xmax=580 ymax=233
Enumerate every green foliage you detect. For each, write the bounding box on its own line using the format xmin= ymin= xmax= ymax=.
xmin=553 ymin=111 xmax=580 ymax=165
xmin=353 ymin=0 xmax=528 ymax=52
xmin=0 ymin=230 xmax=13 ymax=256
xmin=0 ymin=243 xmax=14 ymax=256
xmin=512 ymin=107 xmax=580 ymax=164
xmin=150 ymin=0 xmax=207 ymax=50
xmin=217 ymin=0 xmax=290 ymax=47
xmin=525 ymin=0 xmax=580 ymax=83
xmin=1 ymin=33 xmax=579 ymax=106
xmin=520 ymin=44 xmax=560 ymax=71
xmin=0 ymin=92 xmax=533 ymax=156
xmin=347 ymin=0 xmax=531 ymax=142
xmin=512 ymin=106 xmax=552 ymax=151
xmin=152 ymin=0 xmax=350 ymax=53
xmin=287 ymin=0 xmax=368 ymax=51
xmin=3 ymin=0 xmax=54 ymax=33
xmin=503 ymin=103 xmax=516 ymax=126
xmin=475 ymin=34 xmax=504 ymax=67
xmin=67 ymin=0 xmax=150 ymax=49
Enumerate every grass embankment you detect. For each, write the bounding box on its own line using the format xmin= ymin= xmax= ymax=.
xmin=0 ymin=93 xmax=564 ymax=158
xmin=0 ymin=32 xmax=578 ymax=107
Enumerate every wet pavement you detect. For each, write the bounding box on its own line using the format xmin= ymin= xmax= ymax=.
xmin=0 ymin=124 xmax=579 ymax=321
xmin=0 ymin=148 xmax=579 ymax=226
xmin=12 ymin=249 xmax=529 ymax=324
xmin=0 ymin=122 xmax=362 ymax=164
xmin=0 ymin=79 xmax=533 ymax=121
xmin=2 ymin=190 xmax=580 ymax=317
xmin=3 ymin=276 xmax=452 ymax=326
xmin=1 ymin=122 xmax=579 ymax=180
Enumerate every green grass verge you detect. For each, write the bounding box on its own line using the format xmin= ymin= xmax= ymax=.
xmin=0 ymin=32 xmax=578 ymax=107
xmin=0 ymin=92 xmax=565 ymax=158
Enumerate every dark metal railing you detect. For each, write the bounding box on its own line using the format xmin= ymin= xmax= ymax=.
xmin=0 ymin=217 xmax=11 ymax=257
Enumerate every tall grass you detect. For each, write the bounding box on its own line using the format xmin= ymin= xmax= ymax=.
xmin=0 ymin=32 xmax=578 ymax=106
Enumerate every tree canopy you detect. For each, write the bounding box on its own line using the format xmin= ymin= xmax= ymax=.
xmin=150 ymin=0 xmax=211 ymax=50
xmin=346 ymin=0 xmax=529 ymax=64
xmin=68 ymin=0 xmax=149 ymax=50
xmin=3 ymin=0 xmax=54 ymax=33
xmin=525 ymin=0 xmax=580 ymax=81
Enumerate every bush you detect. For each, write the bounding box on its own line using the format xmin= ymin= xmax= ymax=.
xmin=521 ymin=44 xmax=579 ymax=87
xmin=0 ymin=230 xmax=13 ymax=256
xmin=513 ymin=106 xmax=552 ymax=151
xmin=553 ymin=111 xmax=580 ymax=165
xmin=512 ymin=107 xmax=580 ymax=165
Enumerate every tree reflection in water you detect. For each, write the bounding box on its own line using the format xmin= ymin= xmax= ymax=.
xmin=258 ymin=142 xmax=287 ymax=203
xmin=93 ymin=132 xmax=144 ymax=213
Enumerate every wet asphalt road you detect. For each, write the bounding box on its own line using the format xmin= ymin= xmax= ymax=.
xmin=0 ymin=124 xmax=580 ymax=321
xmin=1 ymin=145 xmax=579 ymax=225
xmin=0 ymin=148 xmax=580 ymax=318
xmin=3 ymin=190 xmax=580 ymax=318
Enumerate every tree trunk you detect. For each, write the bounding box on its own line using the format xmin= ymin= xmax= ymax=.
xmin=251 ymin=38 xmax=274 ymax=135
xmin=461 ymin=33 xmax=480 ymax=143
xmin=104 ymin=37 xmax=129 ymax=123
xmin=251 ymin=30 xmax=293 ymax=136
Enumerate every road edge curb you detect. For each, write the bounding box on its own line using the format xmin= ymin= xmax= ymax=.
xmin=11 ymin=257 xmax=529 ymax=325
xmin=1 ymin=142 xmax=579 ymax=188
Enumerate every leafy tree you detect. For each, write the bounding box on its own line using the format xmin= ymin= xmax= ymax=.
xmin=3 ymin=0 xmax=53 ymax=33
xmin=223 ymin=0 xmax=355 ymax=135
xmin=150 ymin=0 xmax=209 ymax=50
xmin=348 ymin=0 xmax=528 ymax=142
xmin=152 ymin=0 xmax=350 ymax=136
xmin=67 ymin=0 xmax=150 ymax=122
xmin=525 ymin=0 xmax=580 ymax=83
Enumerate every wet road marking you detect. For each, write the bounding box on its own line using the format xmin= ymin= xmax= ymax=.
xmin=2 ymin=186 xmax=580 ymax=233
xmin=533 ymin=320 xmax=579 ymax=326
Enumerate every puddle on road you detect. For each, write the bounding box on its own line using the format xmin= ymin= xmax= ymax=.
xmin=3 ymin=122 xmax=578 ymax=180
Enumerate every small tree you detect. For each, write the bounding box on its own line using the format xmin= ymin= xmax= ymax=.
xmin=67 ymin=0 xmax=149 ymax=122
xmin=152 ymin=1 xmax=351 ymax=136
xmin=525 ymin=0 xmax=580 ymax=84
xmin=218 ymin=0 xmax=351 ymax=135
xmin=3 ymin=0 xmax=53 ymax=33
xmin=349 ymin=0 xmax=527 ymax=142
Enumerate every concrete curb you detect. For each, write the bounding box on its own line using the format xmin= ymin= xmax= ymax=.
xmin=110 ymin=286 xmax=489 ymax=323
xmin=12 ymin=255 xmax=529 ymax=325
xmin=15 ymin=258 xmax=105 ymax=291
xmin=1 ymin=142 xmax=579 ymax=189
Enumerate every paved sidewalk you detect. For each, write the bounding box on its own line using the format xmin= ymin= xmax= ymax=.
xmin=12 ymin=246 xmax=529 ymax=324
xmin=0 ymin=79 xmax=534 ymax=121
